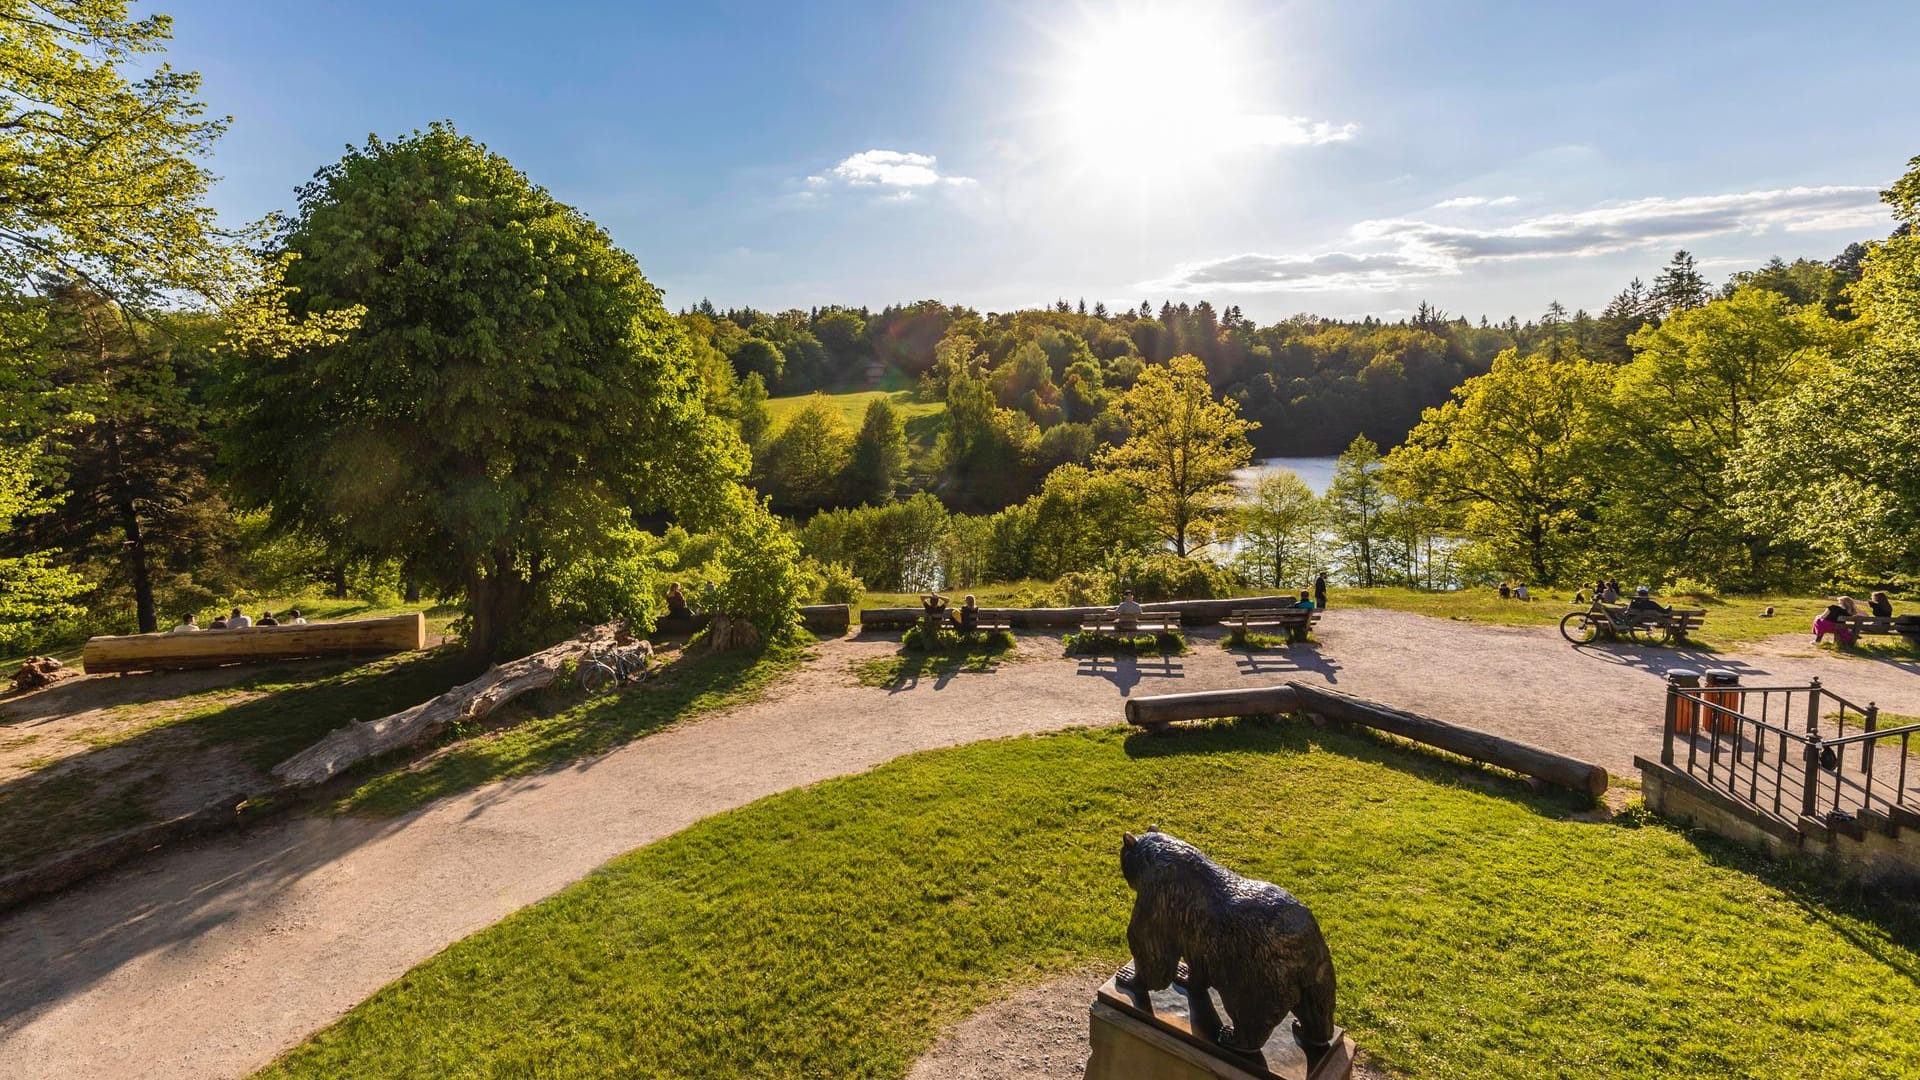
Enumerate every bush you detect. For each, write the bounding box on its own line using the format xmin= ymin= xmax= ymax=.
xmin=1108 ymin=551 xmax=1236 ymax=601
xmin=901 ymin=623 xmax=1015 ymax=653
xmin=1667 ymin=576 xmax=1720 ymax=601
xmin=1062 ymin=629 xmax=1186 ymax=655
xmin=801 ymin=558 xmax=864 ymax=607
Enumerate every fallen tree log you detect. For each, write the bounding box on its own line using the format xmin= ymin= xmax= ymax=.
xmin=1287 ymin=682 xmax=1607 ymax=797
xmin=859 ymin=596 xmax=1302 ymax=631
xmin=83 ymin=613 xmax=426 ymax=674
xmin=272 ymin=622 xmax=620 ymax=788
xmin=800 ymin=604 xmax=851 ymax=634
xmin=1125 ymin=685 xmax=1302 ymax=731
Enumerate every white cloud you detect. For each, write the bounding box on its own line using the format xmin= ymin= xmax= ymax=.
xmin=1238 ymin=115 xmax=1360 ymax=149
xmin=806 ymin=149 xmax=976 ymax=192
xmin=1430 ymin=194 xmax=1520 ymax=209
xmin=1156 ymin=184 xmax=1886 ymax=292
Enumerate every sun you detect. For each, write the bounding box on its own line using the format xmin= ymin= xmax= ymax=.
xmin=1043 ymin=2 xmax=1264 ymax=176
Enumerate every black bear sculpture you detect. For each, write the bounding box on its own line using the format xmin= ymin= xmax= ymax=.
xmin=1118 ymin=827 xmax=1336 ymax=1055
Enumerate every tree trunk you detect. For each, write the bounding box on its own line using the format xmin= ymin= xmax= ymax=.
xmin=404 ymin=578 xmax=422 ymax=604
xmin=466 ymin=553 xmax=532 ymax=661
xmin=104 ymin=423 xmax=156 ymax=633
xmin=329 ymin=563 xmax=350 ymax=599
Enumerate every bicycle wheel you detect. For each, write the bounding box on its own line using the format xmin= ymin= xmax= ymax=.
xmin=1560 ymin=612 xmax=1599 ymax=645
xmin=579 ymin=659 xmax=619 ymax=694
xmin=1628 ymin=622 xmax=1667 ymax=647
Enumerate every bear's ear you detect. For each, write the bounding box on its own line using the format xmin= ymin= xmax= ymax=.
xmin=1122 ymin=831 xmax=1137 ymax=850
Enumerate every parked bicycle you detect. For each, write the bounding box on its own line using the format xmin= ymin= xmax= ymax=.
xmin=577 ymin=641 xmax=654 ymax=694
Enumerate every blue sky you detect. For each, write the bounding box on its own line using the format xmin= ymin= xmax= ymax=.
xmin=166 ymin=0 xmax=1918 ymax=321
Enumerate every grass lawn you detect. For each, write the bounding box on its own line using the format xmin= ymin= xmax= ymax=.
xmin=851 ymin=630 xmax=1016 ymax=688
xmin=252 ymin=720 xmax=1920 ymax=1080
xmin=338 ymin=641 xmax=808 ymax=817
xmin=864 ymin=580 xmax=1054 ymax=611
xmin=1335 ymin=586 xmax=1920 ymax=654
xmin=765 ymin=388 xmax=946 ymax=445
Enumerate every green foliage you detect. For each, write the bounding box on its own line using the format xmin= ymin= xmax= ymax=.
xmin=899 ymin=623 xmax=1014 ymax=653
xmin=710 ymin=494 xmax=805 ymax=640
xmin=756 ymin=394 xmax=852 ymax=511
xmin=1389 ymin=352 xmax=1616 ymax=584
xmin=1100 ymin=355 xmax=1255 ymax=557
xmin=0 ymin=1 xmax=231 ymax=304
xmin=0 ymin=440 xmax=89 ymax=653
xmin=223 ymin=125 xmax=744 ymax=658
xmin=982 ymin=463 xmax=1157 ymax=582
xmin=798 ymin=493 xmax=949 ymax=592
xmin=1062 ymin=628 xmax=1187 ymax=655
xmin=1106 ymin=550 xmax=1236 ymax=601
xmin=800 ymin=557 xmax=864 ymax=607
xmin=844 ymin=396 xmax=907 ymax=505
xmin=1236 ymin=468 xmax=1321 ymax=589
xmin=1326 ymin=435 xmax=1391 ymax=586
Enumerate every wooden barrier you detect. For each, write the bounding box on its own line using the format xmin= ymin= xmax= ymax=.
xmin=799 ymin=604 xmax=851 ymax=634
xmin=1125 ymin=685 xmax=1302 ymax=731
xmin=1123 ymin=681 xmax=1607 ymax=796
xmin=859 ymin=596 xmax=1304 ymax=631
xmin=82 ymin=613 xmax=427 ymax=674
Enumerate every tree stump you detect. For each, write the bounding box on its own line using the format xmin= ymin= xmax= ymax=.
xmin=708 ymin=613 xmax=761 ymax=652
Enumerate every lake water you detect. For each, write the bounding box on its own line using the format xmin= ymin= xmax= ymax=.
xmin=1234 ymin=456 xmax=1340 ymax=496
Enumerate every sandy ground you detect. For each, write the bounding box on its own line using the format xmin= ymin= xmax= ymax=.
xmin=2 ymin=609 xmax=1918 ymax=1080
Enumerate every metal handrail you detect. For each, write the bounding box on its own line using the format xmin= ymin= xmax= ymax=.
xmin=1824 ymin=722 xmax=1920 ymax=748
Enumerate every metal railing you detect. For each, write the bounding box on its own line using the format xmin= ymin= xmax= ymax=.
xmin=1660 ymin=676 xmax=1920 ymax=825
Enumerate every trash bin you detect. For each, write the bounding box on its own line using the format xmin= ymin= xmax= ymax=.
xmin=1702 ymin=670 xmax=1742 ymax=735
xmin=1666 ymin=669 xmax=1701 ymax=735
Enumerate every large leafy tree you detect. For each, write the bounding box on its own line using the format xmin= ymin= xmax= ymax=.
xmin=0 ymin=1 xmax=230 ymax=303
xmin=0 ymin=437 xmax=88 ymax=649
xmin=1729 ymin=155 xmax=1920 ymax=580
xmin=1601 ymin=286 xmax=1852 ymax=585
xmin=757 ymin=395 xmax=852 ymax=512
xmin=225 ymin=125 xmax=746 ymax=658
xmin=844 ymin=396 xmax=906 ymax=505
xmin=1100 ymin=354 xmax=1254 ymax=557
xmin=1389 ymin=350 xmax=1615 ymax=584
xmin=1325 ymin=435 xmax=1388 ymax=587
xmin=1236 ymin=468 xmax=1320 ymax=589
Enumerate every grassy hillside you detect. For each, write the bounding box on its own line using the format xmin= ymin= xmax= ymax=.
xmin=765 ymin=387 xmax=946 ymax=449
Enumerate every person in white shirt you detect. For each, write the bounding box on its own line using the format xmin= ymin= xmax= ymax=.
xmin=287 ymin=608 xmax=308 ymax=625
xmin=227 ymin=607 xmax=252 ymax=629
xmin=1514 ymin=583 xmax=1531 ymax=601
xmin=171 ymin=613 xmax=200 ymax=632
xmin=1110 ymin=590 xmax=1144 ymax=631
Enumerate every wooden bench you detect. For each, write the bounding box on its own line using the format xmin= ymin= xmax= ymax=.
xmin=1228 ymin=606 xmax=1321 ymax=642
xmin=1595 ymin=603 xmax=1707 ymax=644
xmin=1078 ymin=613 xmax=1181 ymax=636
xmin=1840 ymin=614 xmax=1920 ymax=645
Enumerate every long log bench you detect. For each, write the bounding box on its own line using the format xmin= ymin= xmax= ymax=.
xmin=859 ymin=595 xmax=1304 ymax=631
xmin=1839 ymin=614 xmax=1920 ymax=645
xmin=1228 ymin=605 xmax=1321 ymax=642
xmin=82 ymin=613 xmax=427 ymax=674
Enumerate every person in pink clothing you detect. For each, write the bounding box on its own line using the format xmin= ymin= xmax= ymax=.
xmin=1812 ymin=603 xmax=1856 ymax=646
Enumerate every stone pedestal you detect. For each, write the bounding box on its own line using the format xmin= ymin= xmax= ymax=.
xmin=1084 ymin=968 xmax=1354 ymax=1080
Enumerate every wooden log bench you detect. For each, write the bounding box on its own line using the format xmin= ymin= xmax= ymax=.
xmin=1124 ymin=681 xmax=1608 ymax=796
xmin=1228 ymin=605 xmax=1321 ymax=642
xmin=82 ymin=613 xmax=427 ymax=674
xmin=1078 ymin=614 xmax=1181 ymax=636
xmin=1839 ymin=614 xmax=1920 ymax=645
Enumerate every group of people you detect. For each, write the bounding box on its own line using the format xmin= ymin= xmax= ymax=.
xmin=171 ymin=607 xmax=307 ymax=632
xmin=1812 ymin=591 xmax=1898 ymax=646
xmin=915 ymin=571 xmax=1333 ymax=634
xmin=1498 ymin=581 xmax=1533 ymax=601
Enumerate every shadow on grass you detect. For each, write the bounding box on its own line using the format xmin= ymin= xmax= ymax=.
xmin=0 ymin=648 xmax=481 ymax=876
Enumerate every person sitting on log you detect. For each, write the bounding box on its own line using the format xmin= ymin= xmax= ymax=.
xmin=665 ymin=582 xmax=692 ymax=621
xmin=954 ymin=594 xmax=980 ymax=632
xmin=1109 ymin=590 xmax=1144 ymax=632
xmin=1870 ymin=591 xmax=1895 ymax=618
xmin=287 ymin=608 xmax=308 ymax=624
xmin=171 ymin=613 xmax=200 ymax=633
xmin=227 ymin=607 xmax=252 ymax=629
xmin=210 ymin=613 xmax=229 ymax=630
xmin=1814 ymin=603 xmax=1856 ymax=647
xmin=258 ymin=611 xmax=279 ymax=626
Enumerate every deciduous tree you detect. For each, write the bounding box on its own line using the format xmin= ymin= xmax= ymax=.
xmin=1099 ymin=355 xmax=1255 ymax=557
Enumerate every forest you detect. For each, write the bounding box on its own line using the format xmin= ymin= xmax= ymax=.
xmin=4 ymin=4 xmax=1918 ymax=663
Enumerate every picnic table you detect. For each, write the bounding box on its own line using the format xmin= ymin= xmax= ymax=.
xmin=1228 ymin=604 xmax=1321 ymax=643
xmin=1559 ymin=601 xmax=1706 ymax=646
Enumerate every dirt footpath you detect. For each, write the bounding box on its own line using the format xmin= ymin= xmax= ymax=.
xmin=2 ymin=609 xmax=1916 ymax=1080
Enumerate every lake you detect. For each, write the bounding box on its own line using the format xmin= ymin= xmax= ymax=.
xmin=1233 ymin=456 xmax=1339 ymax=496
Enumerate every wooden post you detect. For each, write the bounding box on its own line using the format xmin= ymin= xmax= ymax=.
xmin=1863 ymin=703 xmax=1878 ymax=776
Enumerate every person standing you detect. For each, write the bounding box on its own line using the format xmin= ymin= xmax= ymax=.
xmin=1313 ymin=571 xmax=1328 ymax=610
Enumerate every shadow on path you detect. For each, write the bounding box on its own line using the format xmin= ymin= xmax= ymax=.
xmin=1074 ymin=654 xmax=1185 ymax=697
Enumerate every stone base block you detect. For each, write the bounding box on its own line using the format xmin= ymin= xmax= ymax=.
xmin=1085 ymin=969 xmax=1354 ymax=1080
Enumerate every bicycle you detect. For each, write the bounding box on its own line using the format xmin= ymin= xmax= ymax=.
xmin=577 ymin=641 xmax=654 ymax=694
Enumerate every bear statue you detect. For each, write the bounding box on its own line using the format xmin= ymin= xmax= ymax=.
xmin=1117 ymin=827 xmax=1337 ymax=1056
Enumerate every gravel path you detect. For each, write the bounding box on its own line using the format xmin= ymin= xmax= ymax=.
xmin=2 ymin=609 xmax=1916 ymax=1080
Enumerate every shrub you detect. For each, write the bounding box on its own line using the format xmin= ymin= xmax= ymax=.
xmin=901 ymin=623 xmax=1015 ymax=653
xmin=1062 ymin=629 xmax=1186 ymax=655
xmin=1108 ymin=551 xmax=1236 ymax=601
xmin=807 ymin=559 xmax=865 ymax=607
